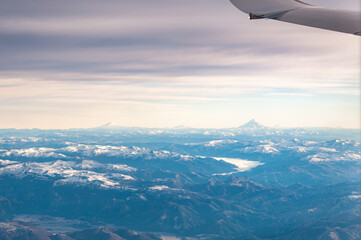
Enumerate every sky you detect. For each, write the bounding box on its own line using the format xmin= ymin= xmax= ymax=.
xmin=0 ymin=0 xmax=360 ymax=129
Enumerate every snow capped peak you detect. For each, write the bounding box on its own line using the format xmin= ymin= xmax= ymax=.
xmin=238 ymin=119 xmax=267 ymax=130
xmin=95 ymin=122 xmax=115 ymax=128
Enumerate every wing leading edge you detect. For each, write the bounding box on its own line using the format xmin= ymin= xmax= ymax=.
xmin=230 ymin=0 xmax=361 ymax=36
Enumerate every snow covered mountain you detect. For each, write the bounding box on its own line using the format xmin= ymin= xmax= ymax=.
xmin=237 ymin=119 xmax=268 ymax=130
xmin=0 ymin=126 xmax=360 ymax=239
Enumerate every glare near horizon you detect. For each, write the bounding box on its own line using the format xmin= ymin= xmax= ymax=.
xmin=0 ymin=0 xmax=360 ymax=129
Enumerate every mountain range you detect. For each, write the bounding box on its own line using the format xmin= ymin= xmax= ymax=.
xmin=0 ymin=120 xmax=359 ymax=239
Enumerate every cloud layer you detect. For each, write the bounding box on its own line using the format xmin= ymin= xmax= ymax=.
xmin=0 ymin=0 xmax=360 ymax=128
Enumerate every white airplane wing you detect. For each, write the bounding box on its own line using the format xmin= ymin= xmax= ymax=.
xmin=230 ymin=0 xmax=361 ymax=36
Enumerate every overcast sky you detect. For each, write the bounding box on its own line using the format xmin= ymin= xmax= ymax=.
xmin=0 ymin=0 xmax=360 ymax=129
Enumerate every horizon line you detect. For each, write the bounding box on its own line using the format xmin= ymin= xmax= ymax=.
xmin=0 ymin=124 xmax=360 ymax=131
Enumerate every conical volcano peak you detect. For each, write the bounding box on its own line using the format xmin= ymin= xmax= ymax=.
xmin=95 ymin=122 xmax=115 ymax=128
xmin=239 ymin=119 xmax=266 ymax=130
xmin=247 ymin=119 xmax=257 ymax=124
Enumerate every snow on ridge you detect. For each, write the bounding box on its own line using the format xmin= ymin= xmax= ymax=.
xmin=0 ymin=144 xmax=191 ymax=161
xmin=205 ymin=140 xmax=238 ymax=147
xmin=110 ymin=164 xmax=137 ymax=172
xmin=0 ymin=147 xmax=67 ymax=159
xmin=80 ymin=160 xmax=104 ymax=169
xmin=323 ymin=139 xmax=360 ymax=148
xmin=55 ymin=172 xmax=120 ymax=188
xmin=0 ymin=159 xmax=18 ymax=166
xmin=111 ymin=173 xmax=135 ymax=181
xmin=180 ymin=155 xmax=194 ymax=161
xmin=20 ymin=137 xmax=42 ymax=143
xmin=304 ymin=141 xmax=318 ymax=146
xmin=289 ymin=146 xmax=337 ymax=153
xmin=227 ymin=141 xmax=342 ymax=154
xmin=149 ymin=185 xmax=170 ymax=191
xmin=0 ymin=160 xmax=77 ymax=178
xmin=0 ymin=137 xmax=44 ymax=144
xmin=240 ymin=145 xmax=279 ymax=154
xmin=0 ymin=160 xmax=136 ymax=188
xmin=335 ymin=139 xmax=351 ymax=145
xmin=318 ymin=147 xmax=338 ymax=153
xmin=307 ymin=151 xmax=361 ymax=162
xmin=152 ymin=150 xmax=172 ymax=159
xmin=290 ymin=146 xmax=312 ymax=153
xmin=62 ymin=144 xmax=188 ymax=160
xmin=348 ymin=194 xmax=361 ymax=200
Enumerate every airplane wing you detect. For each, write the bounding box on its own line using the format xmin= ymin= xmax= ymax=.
xmin=230 ymin=0 xmax=361 ymax=36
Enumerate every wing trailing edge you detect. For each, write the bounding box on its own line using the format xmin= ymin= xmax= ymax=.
xmin=230 ymin=0 xmax=361 ymax=35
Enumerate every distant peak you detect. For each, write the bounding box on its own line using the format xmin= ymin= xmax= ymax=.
xmin=94 ymin=122 xmax=114 ymax=129
xmin=103 ymin=122 xmax=114 ymax=127
xmin=173 ymin=125 xmax=187 ymax=129
xmin=239 ymin=119 xmax=266 ymax=130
